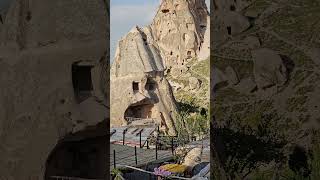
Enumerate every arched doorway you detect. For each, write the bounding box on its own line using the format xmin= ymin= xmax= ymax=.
xmin=44 ymin=122 xmax=107 ymax=180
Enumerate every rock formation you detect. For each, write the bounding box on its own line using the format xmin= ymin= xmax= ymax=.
xmin=148 ymin=0 xmax=210 ymax=73
xmin=252 ymin=48 xmax=289 ymax=89
xmin=0 ymin=0 xmax=108 ymax=179
xmin=212 ymin=0 xmax=320 ymax=178
xmin=110 ymin=27 xmax=177 ymax=135
xmin=111 ymin=0 xmax=210 ymax=135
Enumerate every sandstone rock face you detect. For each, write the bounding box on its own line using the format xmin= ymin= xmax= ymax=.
xmin=212 ymin=0 xmax=320 ymax=178
xmin=211 ymin=67 xmax=227 ymax=92
xmin=308 ymin=47 xmax=320 ymax=66
xmin=225 ymin=66 xmax=239 ymax=85
xmin=189 ymin=77 xmax=201 ymax=90
xmin=148 ymin=0 xmax=209 ymax=71
xmin=111 ymin=27 xmax=177 ymax=135
xmin=212 ymin=0 xmax=250 ymax=47
xmin=198 ymin=15 xmax=210 ymax=61
xmin=0 ymin=0 xmax=108 ymax=179
xmin=252 ymin=48 xmax=288 ymax=89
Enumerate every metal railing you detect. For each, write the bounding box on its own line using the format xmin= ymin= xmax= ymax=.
xmin=50 ymin=176 xmax=103 ymax=180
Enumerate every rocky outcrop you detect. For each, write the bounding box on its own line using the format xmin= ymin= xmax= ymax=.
xmin=189 ymin=77 xmax=202 ymax=90
xmin=198 ymin=15 xmax=210 ymax=61
xmin=252 ymin=48 xmax=289 ymax=89
xmin=148 ymin=0 xmax=209 ymax=72
xmin=225 ymin=66 xmax=239 ymax=85
xmin=212 ymin=0 xmax=250 ymax=47
xmin=212 ymin=67 xmax=227 ymax=92
xmin=111 ymin=27 xmax=177 ymax=135
xmin=182 ymin=147 xmax=202 ymax=172
xmin=212 ymin=0 xmax=320 ymax=179
xmin=0 ymin=0 xmax=108 ymax=179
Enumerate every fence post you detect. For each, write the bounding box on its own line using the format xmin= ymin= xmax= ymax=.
xmin=171 ymin=137 xmax=174 ymax=155
xmin=155 ymin=140 xmax=158 ymax=160
xmin=123 ymin=131 xmax=125 ymax=145
xmin=147 ymin=139 xmax=149 ymax=149
xmin=113 ymin=150 xmax=116 ymax=169
xmin=135 ymin=146 xmax=138 ymax=165
xmin=139 ymin=131 xmax=142 ymax=148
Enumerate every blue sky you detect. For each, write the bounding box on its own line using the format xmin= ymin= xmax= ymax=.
xmin=110 ymin=0 xmax=210 ymax=62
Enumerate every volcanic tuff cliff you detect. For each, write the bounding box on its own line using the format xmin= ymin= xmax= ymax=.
xmin=111 ymin=0 xmax=210 ymax=135
xmin=211 ymin=0 xmax=320 ymax=179
xmin=149 ymin=0 xmax=210 ymax=108
xmin=0 ymin=0 xmax=108 ymax=179
xmin=110 ymin=26 xmax=178 ymax=135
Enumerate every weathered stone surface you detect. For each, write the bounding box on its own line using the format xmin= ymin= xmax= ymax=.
xmin=252 ymin=48 xmax=288 ymax=89
xmin=212 ymin=0 xmax=320 ymax=178
xmin=111 ymin=26 xmax=177 ymax=135
xmin=211 ymin=67 xmax=227 ymax=92
xmin=308 ymin=47 xmax=320 ymax=66
xmin=182 ymin=147 xmax=202 ymax=171
xmin=169 ymin=80 xmax=185 ymax=91
xmin=148 ymin=0 xmax=209 ymax=69
xmin=212 ymin=0 xmax=250 ymax=47
xmin=243 ymin=36 xmax=261 ymax=49
xmin=225 ymin=66 xmax=239 ymax=85
xmin=234 ymin=77 xmax=257 ymax=94
xmin=198 ymin=15 xmax=210 ymax=61
xmin=0 ymin=0 xmax=109 ymax=179
xmin=189 ymin=77 xmax=202 ymax=90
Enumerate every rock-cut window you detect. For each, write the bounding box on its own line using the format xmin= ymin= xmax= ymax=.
xmin=72 ymin=64 xmax=93 ymax=103
xmin=133 ymin=82 xmax=139 ymax=91
xmin=227 ymin=26 xmax=232 ymax=35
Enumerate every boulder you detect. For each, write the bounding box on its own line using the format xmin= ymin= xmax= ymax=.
xmin=252 ymin=48 xmax=289 ymax=89
xmin=189 ymin=77 xmax=202 ymax=90
xmin=234 ymin=77 xmax=257 ymax=94
xmin=225 ymin=66 xmax=240 ymax=85
xmin=183 ymin=148 xmax=202 ymax=172
xmin=243 ymin=36 xmax=261 ymax=49
xmin=211 ymin=67 xmax=228 ymax=92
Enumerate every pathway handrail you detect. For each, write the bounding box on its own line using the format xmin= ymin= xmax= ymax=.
xmin=50 ymin=176 xmax=104 ymax=180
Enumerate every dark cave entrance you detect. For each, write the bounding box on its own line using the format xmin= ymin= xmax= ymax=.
xmin=145 ymin=78 xmax=157 ymax=91
xmin=132 ymin=81 xmax=139 ymax=91
xmin=44 ymin=123 xmax=107 ymax=180
xmin=72 ymin=63 xmax=94 ymax=103
xmin=124 ymin=104 xmax=155 ymax=119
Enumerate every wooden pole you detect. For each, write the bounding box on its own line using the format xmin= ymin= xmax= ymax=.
xmin=113 ymin=150 xmax=116 ymax=169
xmin=156 ymin=140 xmax=158 ymax=160
xmin=135 ymin=146 xmax=138 ymax=165
xmin=123 ymin=131 xmax=125 ymax=145
xmin=139 ymin=131 xmax=142 ymax=148
xmin=171 ymin=137 xmax=174 ymax=155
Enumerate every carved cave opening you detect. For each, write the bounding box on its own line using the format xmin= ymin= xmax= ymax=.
xmin=227 ymin=26 xmax=232 ymax=35
xmin=72 ymin=64 xmax=94 ymax=103
xmin=44 ymin=133 xmax=106 ymax=180
xmin=145 ymin=78 xmax=157 ymax=91
xmin=124 ymin=104 xmax=155 ymax=119
xmin=162 ymin=9 xmax=170 ymax=13
xmin=132 ymin=82 xmax=139 ymax=91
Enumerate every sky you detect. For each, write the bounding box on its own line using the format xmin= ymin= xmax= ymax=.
xmin=110 ymin=0 xmax=210 ymax=62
